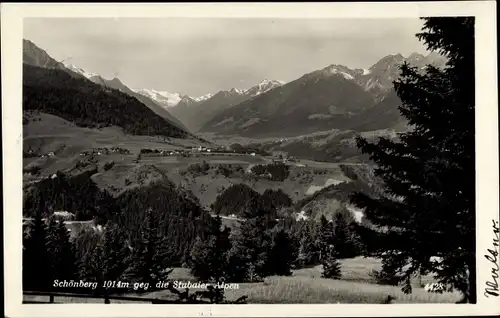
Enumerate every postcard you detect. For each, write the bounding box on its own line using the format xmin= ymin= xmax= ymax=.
xmin=2 ymin=1 xmax=498 ymax=317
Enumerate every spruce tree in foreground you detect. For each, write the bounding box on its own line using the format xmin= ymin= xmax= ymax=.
xmin=99 ymin=223 xmax=130 ymax=294
xmin=189 ymin=213 xmax=232 ymax=303
xmin=46 ymin=217 xmax=78 ymax=287
xmin=126 ymin=208 xmax=173 ymax=288
xmin=79 ymin=241 xmax=106 ymax=295
xmin=23 ymin=211 xmax=52 ymax=291
xmin=350 ymin=17 xmax=475 ymax=302
xmin=332 ymin=211 xmax=359 ymax=259
xmin=227 ymin=197 xmax=276 ymax=282
xmin=317 ymin=215 xmax=334 ymax=262
xmin=296 ymin=219 xmax=321 ymax=267
xmin=78 ymin=224 xmax=131 ymax=296
xmin=266 ymin=229 xmax=294 ymax=276
xmin=321 ymin=245 xmax=342 ymax=279
xmin=189 ymin=213 xmax=232 ymax=283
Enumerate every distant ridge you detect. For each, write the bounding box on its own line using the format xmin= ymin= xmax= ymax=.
xmin=169 ymin=79 xmax=286 ymax=132
xmin=22 ymin=39 xmax=190 ymax=138
xmin=199 ymin=51 xmax=446 ymax=137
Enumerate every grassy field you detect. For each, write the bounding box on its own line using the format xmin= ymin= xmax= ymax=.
xmin=22 ymin=114 xmax=462 ymax=304
xmin=23 ymin=112 xmax=209 ymax=158
xmin=129 ymin=257 xmax=461 ymax=304
xmin=22 ymin=257 xmax=460 ymax=304
xmin=24 ymin=113 xmax=356 ymax=209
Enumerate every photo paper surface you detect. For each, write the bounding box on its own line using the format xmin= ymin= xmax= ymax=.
xmin=2 ymin=1 xmax=498 ymax=317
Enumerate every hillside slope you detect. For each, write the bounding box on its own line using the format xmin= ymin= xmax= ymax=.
xmin=23 ymin=39 xmax=66 ymax=71
xmin=199 ymin=52 xmax=446 ymax=138
xmin=90 ymin=76 xmax=190 ymax=132
xmin=24 ymin=38 xmax=190 ymax=133
xmin=200 ymin=70 xmax=375 ymax=137
xmin=23 ymin=64 xmax=188 ymax=138
xmin=170 ymin=80 xmax=284 ymax=132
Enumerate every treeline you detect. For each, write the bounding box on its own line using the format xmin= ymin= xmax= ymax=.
xmin=184 ymin=162 xmax=245 ymax=179
xmin=211 ymin=184 xmax=292 ymax=218
xmin=250 ymin=162 xmax=290 ymax=181
xmin=23 ymin=209 xmax=230 ymax=302
xmin=193 ymin=206 xmax=296 ymax=283
xmin=23 ymin=171 xmax=365 ymax=300
xmin=295 ymin=180 xmax=375 ymax=211
xmin=23 ymin=64 xmax=187 ymax=138
xmin=23 ymin=172 xmax=213 ymax=266
xmin=229 ymin=143 xmax=271 ymax=156
xmin=23 ymin=176 xmax=219 ymax=294
xmin=140 ymin=148 xmax=163 ymax=154
xmin=114 ymin=179 xmax=213 ymax=266
xmin=23 ymin=169 xmax=116 ymax=223
xmin=294 ymin=208 xmax=364 ymax=267
xmin=190 ymin=197 xmax=364 ymax=284
xmin=181 ymin=162 xmax=290 ymax=181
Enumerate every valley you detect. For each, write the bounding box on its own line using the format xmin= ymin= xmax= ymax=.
xmin=23 ymin=111 xmax=365 ymax=218
xmin=19 ymin=29 xmax=463 ymax=305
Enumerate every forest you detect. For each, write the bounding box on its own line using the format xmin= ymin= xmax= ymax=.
xmin=22 ymin=17 xmax=476 ymax=304
xmin=23 ymin=170 xmax=367 ymax=300
xmin=23 ymin=64 xmax=188 ymax=138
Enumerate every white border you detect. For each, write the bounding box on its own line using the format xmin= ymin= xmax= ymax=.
xmin=2 ymin=2 xmax=498 ymax=317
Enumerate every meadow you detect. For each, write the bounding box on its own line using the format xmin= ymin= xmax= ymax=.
xmin=25 ymin=257 xmax=459 ymax=304
xmin=22 ymin=114 xmax=461 ymax=305
xmin=134 ymin=257 xmax=461 ymax=304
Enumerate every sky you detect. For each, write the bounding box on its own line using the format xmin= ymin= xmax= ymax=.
xmin=24 ymin=18 xmax=429 ymax=96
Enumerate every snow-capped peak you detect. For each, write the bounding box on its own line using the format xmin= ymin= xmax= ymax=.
xmin=322 ymin=65 xmax=355 ymax=80
xmin=191 ymin=93 xmax=214 ymax=102
xmin=245 ymin=79 xmax=285 ymax=97
xmin=258 ymin=79 xmax=284 ymax=86
xmin=228 ymin=88 xmax=246 ymax=95
xmin=63 ymin=63 xmax=99 ymax=79
xmin=133 ymin=88 xmax=183 ymax=107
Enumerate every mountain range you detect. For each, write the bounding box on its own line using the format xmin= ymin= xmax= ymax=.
xmin=198 ymin=52 xmax=446 ymax=137
xmin=23 ymin=39 xmax=67 ymax=71
xmin=22 ymin=39 xmax=190 ymax=138
xmin=61 ymin=61 xmax=189 ymax=132
xmin=23 ymin=38 xmax=447 ymax=141
xmin=23 ymin=39 xmax=188 ymax=132
xmin=23 ymin=63 xmax=188 ymax=138
xmin=169 ymin=79 xmax=286 ymax=131
xmin=133 ymin=89 xmax=214 ymax=108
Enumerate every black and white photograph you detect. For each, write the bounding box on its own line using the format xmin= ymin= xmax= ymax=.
xmin=2 ymin=2 xmax=498 ymax=317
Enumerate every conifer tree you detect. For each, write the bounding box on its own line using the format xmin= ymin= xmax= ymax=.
xmin=332 ymin=211 xmax=358 ymax=259
xmin=75 ymin=228 xmax=104 ymax=281
xmin=78 ymin=224 xmax=131 ymax=296
xmin=100 ymin=223 xmax=130 ymax=289
xmin=77 ymin=233 xmax=106 ymax=295
xmin=266 ymin=229 xmax=294 ymax=276
xmin=46 ymin=217 xmax=78 ymax=287
xmin=317 ymin=215 xmax=334 ymax=261
xmin=189 ymin=236 xmax=209 ymax=276
xmin=189 ymin=214 xmax=232 ymax=283
xmin=321 ymin=245 xmax=342 ymax=279
xmin=126 ymin=208 xmax=173 ymax=288
xmin=227 ymin=197 xmax=276 ymax=282
xmin=350 ymin=17 xmax=475 ymax=302
xmin=188 ymin=214 xmax=232 ymax=303
xmin=23 ymin=211 xmax=52 ymax=291
xmin=297 ymin=220 xmax=320 ymax=267
xmin=45 ymin=216 xmax=60 ymax=278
